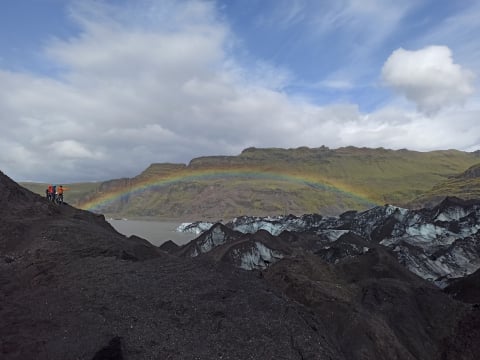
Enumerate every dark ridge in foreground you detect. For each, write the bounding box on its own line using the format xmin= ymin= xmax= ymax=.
xmin=1 ymin=170 xmax=480 ymax=359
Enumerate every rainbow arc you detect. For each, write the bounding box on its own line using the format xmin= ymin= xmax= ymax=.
xmin=79 ymin=168 xmax=379 ymax=211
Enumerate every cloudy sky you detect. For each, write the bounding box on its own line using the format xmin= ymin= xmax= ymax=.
xmin=1 ymin=0 xmax=479 ymax=182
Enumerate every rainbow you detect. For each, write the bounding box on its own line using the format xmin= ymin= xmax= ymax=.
xmin=79 ymin=168 xmax=380 ymax=212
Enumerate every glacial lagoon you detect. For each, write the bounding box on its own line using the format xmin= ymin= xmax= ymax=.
xmin=107 ymin=219 xmax=197 ymax=246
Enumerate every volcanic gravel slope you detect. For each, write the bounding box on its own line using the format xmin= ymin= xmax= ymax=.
xmin=1 ymin=170 xmax=479 ymax=359
xmin=1 ymin=171 xmax=341 ymax=359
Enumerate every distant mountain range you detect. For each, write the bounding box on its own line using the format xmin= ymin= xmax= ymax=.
xmin=21 ymin=146 xmax=480 ymax=220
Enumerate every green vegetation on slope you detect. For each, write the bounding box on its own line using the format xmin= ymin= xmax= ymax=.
xmin=20 ymin=147 xmax=480 ymax=219
xmin=409 ymin=163 xmax=480 ymax=208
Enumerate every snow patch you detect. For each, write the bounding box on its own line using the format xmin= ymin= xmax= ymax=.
xmin=199 ymin=225 xmax=227 ymax=254
xmin=318 ymin=230 xmax=349 ymax=242
xmin=238 ymin=242 xmax=284 ymax=270
xmin=405 ymin=223 xmax=444 ymax=240
xmin=189 ymin=225 xmax=228 ymax=257
xmin=435 ymin=208 xmax=468 ymax=222
xmin=177 ymin=222 xmax=214 ymax=234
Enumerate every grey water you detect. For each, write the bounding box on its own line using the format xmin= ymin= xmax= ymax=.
xmin=107 ymin=219 xmax=197 ymax=246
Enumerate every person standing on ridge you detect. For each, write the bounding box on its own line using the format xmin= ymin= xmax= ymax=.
xmin=57 ymin=185 xmax=64 ymax=204
xmin=47 ymin=184 xmax=53 ymax=201
xmin=52 ymin=185 xmax=57 ymax=203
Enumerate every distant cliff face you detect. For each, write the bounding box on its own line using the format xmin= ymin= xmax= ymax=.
xmin=21 ymin=146 xmax=480 ymax=219
xmin=137 ymin=163 xmax=187 ymax=178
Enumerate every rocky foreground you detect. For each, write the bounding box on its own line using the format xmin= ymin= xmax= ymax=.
xmin=1 ymin=170 xmax=480 ymax=359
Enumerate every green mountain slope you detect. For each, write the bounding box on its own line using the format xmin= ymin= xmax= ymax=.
xmin=21 ymin=147 xmax=480 ymax=220
xmin=408 ymin=163 xmax=480 ymax=208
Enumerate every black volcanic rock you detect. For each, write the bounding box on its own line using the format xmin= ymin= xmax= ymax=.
xmin=445 ymin=268 xmax=480 ymax=304
xmin=175 ymin=224 xmax=291 ymax=270
xmin=263 ymin=251 xmax=462 ymax=360
xmin=2 ymin=171 xmax=346 ymax=359
xmin=204 ymin=229 xmax=292 ymax=270
xmin=442 ymin=268 xmax=480 ymax=360
xmin=441 ymin=307 xmax=480 ymax=360
xmin=175 ymin=222 xmax=243 ymax=257
xmin=432 ymin=196 xmax=480 ymax=215
xmin=92 ymin=336 xmax=123 ymax=360
xmin=158 ymin=239 xmax=180 ymax=253
xmin=315 ymin=232 xmax=373 ymax=263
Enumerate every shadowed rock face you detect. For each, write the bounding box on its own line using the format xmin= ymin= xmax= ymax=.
xmin=263 ymin=253 xmax=459 ymax=360
xmin=444 ymin=268 xmax=480 ymax=304
xmin=1 ymin=170 xmax=480 ymax=359
xmin=442 ymin=270 xmax=480 ymax=359
xmin=92 ymin=336 xmax=123 ymax=360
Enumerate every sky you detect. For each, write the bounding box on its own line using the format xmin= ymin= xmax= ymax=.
xmin=1 ymin=0 xmax=479 ymax=183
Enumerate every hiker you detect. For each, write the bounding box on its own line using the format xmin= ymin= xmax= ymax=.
xmin=52 ymin=185 xmax=57 ymax=203
xmin=57 ymin=185 xmax=64 ymax=204
xmin=47 ymin=184 xmax=53 ymax=201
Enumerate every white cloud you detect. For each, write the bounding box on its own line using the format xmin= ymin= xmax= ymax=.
xmin=49 ymin=140 xmax=101 ymax=159
xmin=317 ymin=79 xmax=354 ymax=90
xmin=382 ymin=45 xmax=475 ymax=114
xmin=0 ymin=1 xmax=479 ymax=183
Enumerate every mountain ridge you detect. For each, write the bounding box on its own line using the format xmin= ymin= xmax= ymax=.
xmin=21 ymin=146 xmax=480 ymax=220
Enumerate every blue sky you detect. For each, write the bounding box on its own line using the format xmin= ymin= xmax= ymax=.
xmin=0 ymin=0 xmax=479 ymax=182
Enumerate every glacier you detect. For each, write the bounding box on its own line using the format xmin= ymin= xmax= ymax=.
xmin=176 ymin=198 xmax=480 ymax=287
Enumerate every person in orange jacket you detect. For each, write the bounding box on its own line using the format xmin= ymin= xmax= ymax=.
xmin=47 ymin=184 xmax=53 ymax=201
xmin=57 ymin=185 xmax=64 ymax=204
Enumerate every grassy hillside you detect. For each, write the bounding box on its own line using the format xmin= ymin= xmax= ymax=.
xmin=408 ymin=163 xmax=480 ymax=208
xmin=21 ymin=147 xmax=480 ymax=219
xmin=189 ymin=146 xmax=480 ymax=206
xmin=101 ymin=178 xmax=372 ymax=220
